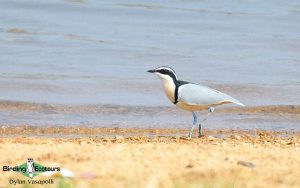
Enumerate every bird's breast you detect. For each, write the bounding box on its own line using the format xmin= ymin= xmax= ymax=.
xmin=162 ymin=81 xmax=175 ymax=103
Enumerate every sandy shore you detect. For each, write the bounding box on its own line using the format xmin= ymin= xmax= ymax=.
xmin=0 ymin=128 xmax=299 ymax=188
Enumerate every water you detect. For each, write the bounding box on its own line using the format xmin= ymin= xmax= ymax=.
xmin=0 ymin=0 xmax=299 ymax=130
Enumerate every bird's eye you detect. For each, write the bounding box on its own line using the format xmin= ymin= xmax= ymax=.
xmin=158 ymin=69 xmax=166 ymax=74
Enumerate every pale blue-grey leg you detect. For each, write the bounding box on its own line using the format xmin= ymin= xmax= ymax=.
xmin=198 ymin=107 xmax=215 ymax=138
xmin=188 ymin=112 xmax=197 ymax=138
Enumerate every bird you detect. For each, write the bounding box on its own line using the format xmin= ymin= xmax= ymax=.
xmin=148 ymin=66 xmax=244 ymax=138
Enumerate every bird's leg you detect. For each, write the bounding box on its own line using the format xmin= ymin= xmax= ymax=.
xmin=198 ymin=107 xmax=214 ymax=138
xmin=199 ymin=123 xmax=202 ymax=137
xmin=188 ymin=112 xmax=197 ymax=138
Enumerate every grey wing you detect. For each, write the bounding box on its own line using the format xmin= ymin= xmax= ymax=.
xmin=178 ymin=84 xmax=244 ymax=106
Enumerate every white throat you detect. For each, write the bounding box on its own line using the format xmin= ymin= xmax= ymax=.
xmin=155 ymin=73 xmax=176 ymax=102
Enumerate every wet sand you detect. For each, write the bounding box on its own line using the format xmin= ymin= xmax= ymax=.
xmin=0 ymin=128 xmax=300 ymax=188
xmin=1 ymin=101 xmax=300 ymax=131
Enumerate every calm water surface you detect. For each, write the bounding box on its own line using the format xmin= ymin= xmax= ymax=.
xmin=0 ymin=0 xmax=299 ymax=130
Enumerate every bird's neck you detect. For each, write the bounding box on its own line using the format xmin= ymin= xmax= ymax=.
xmin=160 ymin=76 xmax=177 ymax=103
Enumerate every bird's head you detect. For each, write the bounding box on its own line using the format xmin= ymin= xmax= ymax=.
xmin=27 ymin=158 xmax=34 ymax=164
xmin=147 ymin=66 xmax=177 ymax=82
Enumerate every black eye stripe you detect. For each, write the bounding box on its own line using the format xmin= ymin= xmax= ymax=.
xmin=156 ymin=68 xmax=177 ymax=83
xmin=157 ymin=69 xmax=172 ymax=75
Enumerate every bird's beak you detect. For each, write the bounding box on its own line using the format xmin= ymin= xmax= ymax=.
xmin=147 ymin=69 xmax=156 ymax=73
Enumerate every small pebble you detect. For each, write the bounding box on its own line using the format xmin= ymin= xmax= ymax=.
xmin=237 ymin=161 xmax=255 ymax=168
xmin=185 ymin=164 xmax=194 ymax=168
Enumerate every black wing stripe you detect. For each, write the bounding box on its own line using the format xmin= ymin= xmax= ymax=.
xmin=173 ymin=80 xmax=189 ymax=104
xmin=173 ymin=85 xmax=179 ymax=104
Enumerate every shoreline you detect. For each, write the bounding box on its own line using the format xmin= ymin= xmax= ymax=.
xmin=1 ymin=100 xmax=300 ymax=114
xmin=1 ymin=126 xmax=300 ymax=138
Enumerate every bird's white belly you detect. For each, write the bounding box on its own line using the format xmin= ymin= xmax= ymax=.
xmin=176 ymin=101 xmax=209 ymax=111
xmin=176 ymin=100 xmax=232 ymax=111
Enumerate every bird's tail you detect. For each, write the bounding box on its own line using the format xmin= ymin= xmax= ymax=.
xmin=229 ymin=98 xmax=245 ymax=106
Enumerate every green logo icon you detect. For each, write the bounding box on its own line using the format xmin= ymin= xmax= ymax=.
xmin=18 ymin=159 xmax=45 ymax=179
xmin=3 ymin=158 xmax=60 ymax=179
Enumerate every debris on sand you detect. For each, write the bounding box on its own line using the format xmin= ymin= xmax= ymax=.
xmin=237 ymin=161 xmax=255 ymax=168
